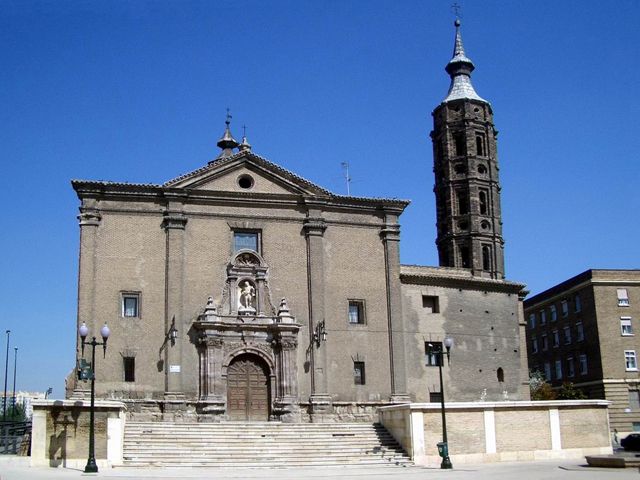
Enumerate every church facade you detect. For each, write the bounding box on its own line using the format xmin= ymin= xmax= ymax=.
xmin=68 ymin=21 xmax=529 ymax=421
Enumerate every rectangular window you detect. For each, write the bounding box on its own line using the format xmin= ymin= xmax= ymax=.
xmin=633 ymin=422 xmax=640 ymax=432
xmin=456 ymin=189 xmax=469 ymax=215
xmin=531 ymin=336 xmax=538 ymax=354
xmin=618 ymin=289 xmax=630 ymax=307
xmin=122 ymin=293 xmax=140 ymax=318
xmin=574 ymin=294 xmax=582 ymax=312
xmin=422 ymin=296 xmax=439 ymax=314
xmin=576 ymin=321 xmax=584 ymax=342
xmin=579 ymin=354 xmax=588 ymax=375
xmin=429 ymin=391 xmax=442 ymax=403
xmin=561 ymin=300 xmax=569 ymax=317
xmin=629 ymin=390 xmax=640 ymax=410
xmin=544 ymin=362 xmax=551 ymax=381
xmin=529 ymin=313 xmax=536 ymax=329
xmin=626 ymin=351 xmax=638 ymax=371
xmin=348 ymin=300 xmax=365 ymax=324
xmin=555 ymin=359 xmax=563 ymax=380
xmin=453 ymin=132 xmax=466 ymax=156
xmin=550 ymin=305 xmax=557 ymax=322
xmin=539 ymin=310 xmax=547 ymax=325
xmin=123 ymin=357 xmax=135 ymax=382
xmin=475 ymin=134 xmax=485 ymax=156
xmin=567 ymin=357 xmax=575 ymax=378
xmin=563 ymin=325 xmax=572 ymax=344
xmin=425 ymin=342 xmax=443 ymax=366
xmin=552 ymin=329 xmax=560 ymax=348
xmin=541 ymin=334 xmax=549 ymax=351
xmin=621 ymin=317 xmax=633 ymax=336
xmin=354 ymin=361 xmax=365 ymax=385
xmin=233 ymin=231 xmax=260 ymax=253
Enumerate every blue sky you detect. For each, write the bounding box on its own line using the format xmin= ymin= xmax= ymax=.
xmin=1 ymin=1 xmax=638 ymax=394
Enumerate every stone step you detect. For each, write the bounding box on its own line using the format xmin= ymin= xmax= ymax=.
xmin=122 ymin=421 xmax=410 ymax=468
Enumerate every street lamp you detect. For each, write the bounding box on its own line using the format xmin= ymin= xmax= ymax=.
xmin=2 ymin=330 xmax=9 ymax=422
xmin=78 ymin=322 xmax=110 ymax=473
xmin=428 ymin=336 xmax=454 ymax=469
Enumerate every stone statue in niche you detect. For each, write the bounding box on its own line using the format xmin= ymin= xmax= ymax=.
xmin=238 ymin=280 xmax=256 ymax=314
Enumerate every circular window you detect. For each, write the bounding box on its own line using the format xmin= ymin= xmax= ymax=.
xmin=477 ymin=164 xmax=487 ymax=174
xmin=481 ymin=221 xmax=490 ymax=230
xmin=473 ymin=107 xmax=480 ymax=113
xmin=237 ymin=174 xmax=254 ymax=189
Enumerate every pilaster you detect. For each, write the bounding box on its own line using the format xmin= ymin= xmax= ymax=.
xmin=381 ymin=209 xmax=410 ymax=402
xmin=303 ymin=206 xmax=331 ymax=414
xmin=162 ymin=196 xmax=188 ymax=401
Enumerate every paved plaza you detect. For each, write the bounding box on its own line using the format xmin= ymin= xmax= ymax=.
xmin=0 ymin=459 xmax=638 ymax=480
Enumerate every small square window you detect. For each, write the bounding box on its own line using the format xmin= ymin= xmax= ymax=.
xmin=123 ymin=357 xmax=135 ymax=382
xmin=429 ymin=391 xmax=442 ymax=403
xmin=618 ymin=289 xmax=630 ymax=307
xmin=122 ymin=293 xmax=139 ymax=318
xmin=621 ymin=318 xmax=634 ymax=336
xmin=422 ymin=296 xmax=439 ymax=314
xmin=425 ymin=342 xmax=443 ymax=366
xmin=348 ymin=300 xmax=365 ymax=325
xmin=354 ymin=361 xmax=365 ymax=385
xmin=626 ymin=350 xmax=638 ymax=371
xmin=233 ymin=231 xmax=260 ymax=253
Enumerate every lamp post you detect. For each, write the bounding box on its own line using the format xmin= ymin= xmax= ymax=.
xmin=428 ymin=336 xmax=454 ymax=469
xmin=2 ymin=330 xmax=9 ymax=422
xmin=11 ymin=347 xmax=17 ymax=418
xmin=78 ymin=322 xmax=110 ymax=474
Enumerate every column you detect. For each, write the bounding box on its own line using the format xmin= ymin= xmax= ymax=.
xmin=162 ymin=196 xmax=187 ymax=401
xmin=381 ymin=208 xmax=410 ymax=402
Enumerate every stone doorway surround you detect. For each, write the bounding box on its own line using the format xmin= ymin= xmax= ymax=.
xmin=193 ymin=250 xmax=301 ymax=421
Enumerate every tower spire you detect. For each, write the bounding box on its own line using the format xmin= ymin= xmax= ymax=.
xmin=216 ymin=108 xmax=239 ymax=158
xmin=443 ymin=19 xmax=486 ymax=103
xmin=238 ymin=124 xmax=252 ymax=152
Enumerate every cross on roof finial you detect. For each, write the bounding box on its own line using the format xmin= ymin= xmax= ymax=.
xmin=242 ymin=124 xmax=247 ymax=137
xmin=451 ymin=2 xmax=462 ymax=20
xmin=225 ymin=108 xmax=232 ymax=126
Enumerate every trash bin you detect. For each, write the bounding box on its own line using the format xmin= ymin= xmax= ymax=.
xmin=437 ymin=441 xmax=449 ymax=458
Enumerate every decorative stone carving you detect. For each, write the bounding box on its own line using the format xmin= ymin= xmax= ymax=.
xmin=207 ymin=337 xmax=224 ymax=348
xmin=235 ymin=252 xmax=259 ymax=266
xmin=280 ymin=339 xmax=297 ymax=351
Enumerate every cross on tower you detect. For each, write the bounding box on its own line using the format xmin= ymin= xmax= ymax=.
xmin=225 ymin=108 xmax=232 ymax=126
xmin=451 ymin=2 xmax=463 ymax=19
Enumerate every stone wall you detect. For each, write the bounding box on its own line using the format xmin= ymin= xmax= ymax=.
xmin=379 ymin=400 xmax=611 ymax=465
xmin=30 ymin=400 xmax=126 ymax=469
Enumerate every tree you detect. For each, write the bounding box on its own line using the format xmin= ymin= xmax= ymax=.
xmin=557 ymin=382 xmax=587 ymax=400
xmin=529 ymin=370 xmax=557 ymax=400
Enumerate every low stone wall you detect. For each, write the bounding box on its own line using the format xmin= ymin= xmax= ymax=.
xmin=379 ymin=400 xmax=612 ymax=466
xmin=30 ymin=400 xmax=126 ymax=469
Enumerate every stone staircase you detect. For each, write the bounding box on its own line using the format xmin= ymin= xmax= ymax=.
xmin=122 ymin=421 xmax=412 ymax=467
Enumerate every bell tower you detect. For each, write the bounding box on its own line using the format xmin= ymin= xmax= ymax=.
xmin=431 ymin=19 xmax=505 ymax=279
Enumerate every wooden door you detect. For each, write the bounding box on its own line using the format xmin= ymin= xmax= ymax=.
xmin=227 ymin=355 xmax=270 ymax=421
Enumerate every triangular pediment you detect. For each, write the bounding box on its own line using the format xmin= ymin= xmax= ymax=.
xmin=164 ymin=151 xmax=331 ymax=196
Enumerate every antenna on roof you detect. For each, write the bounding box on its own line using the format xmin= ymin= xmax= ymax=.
xmin=341 ymin=162 xmax=351 ymax=196
xmin=451 ymin=2 xmax=463 ymax=20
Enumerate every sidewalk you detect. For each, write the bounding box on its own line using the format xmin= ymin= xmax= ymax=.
xmin=0 ymin=460 xmax=637 ymax=480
